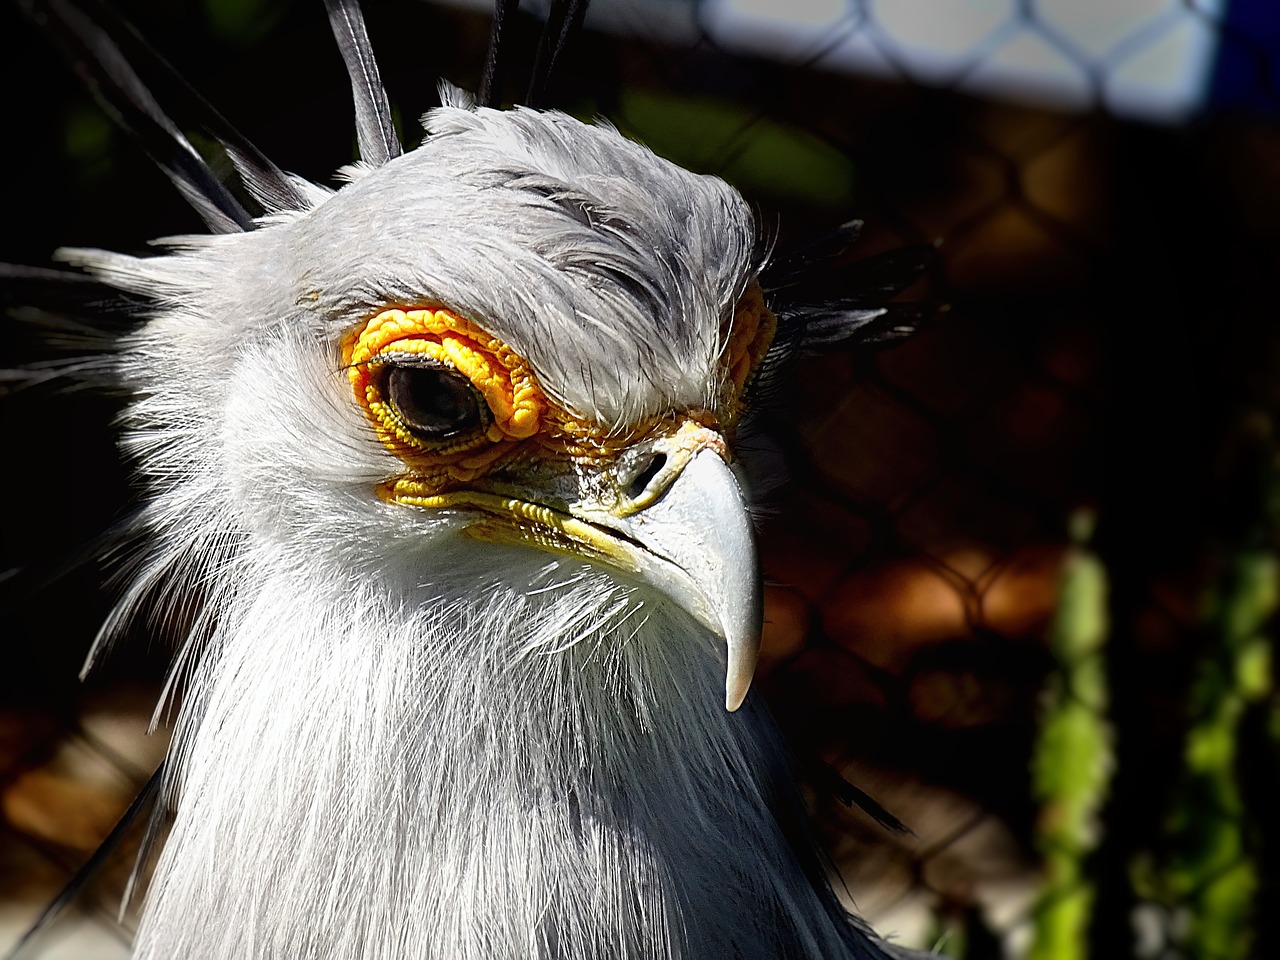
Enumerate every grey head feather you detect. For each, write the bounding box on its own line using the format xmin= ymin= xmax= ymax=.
xmin=71 ymin=99 xmax=758 ymax=431
xmin=303 ymin=99 xmax=757 ymax=427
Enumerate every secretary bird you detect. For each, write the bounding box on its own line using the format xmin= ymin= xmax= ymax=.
xmin=8 ymin=1 xmax=930 ymax=957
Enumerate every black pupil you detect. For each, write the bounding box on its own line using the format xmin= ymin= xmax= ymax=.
xmin=386 ymin=365 xmax=480 ymax=438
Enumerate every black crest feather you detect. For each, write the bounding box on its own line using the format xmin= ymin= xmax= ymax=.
xmin=17 ymin=0 xmax=256 ymax=232
xmin=323 ymin=0 xmax=403 ymax=166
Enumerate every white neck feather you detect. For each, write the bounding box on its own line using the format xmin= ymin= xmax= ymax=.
xmin=133 ymin=551 xmax=876 ymax=960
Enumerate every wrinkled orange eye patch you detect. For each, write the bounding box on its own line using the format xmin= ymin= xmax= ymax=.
xmin=344 ymin=288 xmax=775 ymax=489
xmin=721 ymin=282 xmax=777 ymax=413
xmin=344 ymin=308 xmax=550 ymax=466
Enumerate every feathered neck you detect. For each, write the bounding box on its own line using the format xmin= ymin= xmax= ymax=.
xmin=134 ymin=550 xmax=874 ymax=960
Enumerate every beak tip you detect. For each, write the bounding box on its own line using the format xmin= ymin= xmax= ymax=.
xmin=723 ymin=642 xmax=758 ymax=712
xmin=725 ymin=684 xmax=749 ymax=712
xmin=721 ymin=583 xmax=762 ymax=713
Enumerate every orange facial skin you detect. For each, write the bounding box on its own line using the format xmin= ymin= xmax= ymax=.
xmin=342 ymin=284 xmax=776 ymax=492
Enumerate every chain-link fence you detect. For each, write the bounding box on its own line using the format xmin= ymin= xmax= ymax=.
xmin=2 ymin=1 xmax=1278 ymax=957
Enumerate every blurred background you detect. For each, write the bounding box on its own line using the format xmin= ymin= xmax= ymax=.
xmin=1 ymin=0 xmax=1279 ymax=957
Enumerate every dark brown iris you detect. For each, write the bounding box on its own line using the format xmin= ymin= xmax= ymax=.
xmin=381 ymin=359 xmax=485 ymax=440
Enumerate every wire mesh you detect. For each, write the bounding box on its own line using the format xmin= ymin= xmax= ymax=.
xmin=1 ymin=1 xmax=1278 ymax=957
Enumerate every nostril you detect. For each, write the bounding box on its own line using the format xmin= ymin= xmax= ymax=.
xmin=626 ymin=452 xmax=667 ymax=501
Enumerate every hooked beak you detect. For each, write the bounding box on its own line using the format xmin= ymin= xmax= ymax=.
xmin=578 ymin=448 xmax=763 ymax=711
xmin=386 ymin=440 xmax=763 ymax=710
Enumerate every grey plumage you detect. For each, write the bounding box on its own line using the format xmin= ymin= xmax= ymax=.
xmin=16 ymin=4 xmax=924 ymax=958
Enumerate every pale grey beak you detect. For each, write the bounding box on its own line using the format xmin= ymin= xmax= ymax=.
xmin=579 ymin=449 xmax=763 ymax=711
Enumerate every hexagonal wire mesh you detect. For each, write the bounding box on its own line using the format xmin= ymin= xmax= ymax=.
xmin=1 ymin=0 xmax=1277 ymax=957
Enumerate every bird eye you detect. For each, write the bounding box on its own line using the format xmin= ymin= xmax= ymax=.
xmin=382 ymin=361 xmax=486 ymax=440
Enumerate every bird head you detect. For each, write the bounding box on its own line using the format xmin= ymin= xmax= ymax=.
xmin=16 ymin=3 xmax=935 ymax=956
xmin=72 ymin=90 xmax=771 ymax=709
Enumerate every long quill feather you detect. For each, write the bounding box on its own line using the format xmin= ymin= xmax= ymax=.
xmin=17 ymin=0 xmax=253 ymax=233
xmin=323 ymin=0 xmax=403 ymax=166
xmin=59 ymin=0 xmax=309 ymax=215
